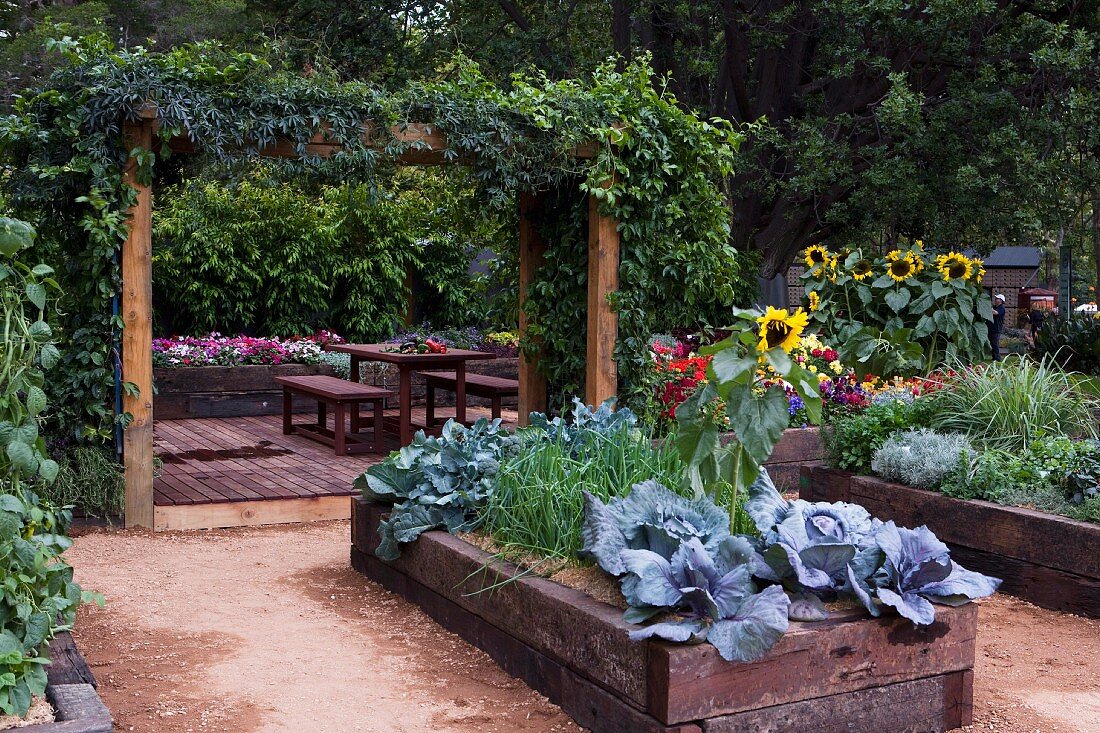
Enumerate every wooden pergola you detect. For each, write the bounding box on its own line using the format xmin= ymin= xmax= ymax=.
xmin=119 ymin=110 xmax=621 ymax=528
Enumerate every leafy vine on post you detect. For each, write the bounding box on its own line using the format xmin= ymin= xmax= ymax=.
xmin=674 ymin=306 xmax=822 ymax=528
xmin=0 ymin=217 xmax=100 ymax=716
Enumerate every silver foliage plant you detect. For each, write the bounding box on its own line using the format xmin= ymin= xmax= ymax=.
xmin=871 ymin=429 xmax=973 ymax=490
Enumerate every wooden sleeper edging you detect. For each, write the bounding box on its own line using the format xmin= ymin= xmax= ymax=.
xmin=350 ymin=496 xmax=976 ymax=732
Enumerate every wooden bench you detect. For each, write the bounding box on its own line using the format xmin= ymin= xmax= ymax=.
xmin=275 ymin=375 xmax=394 ymax=455
xmin=414 ymin=370 xmax=519 ymax=424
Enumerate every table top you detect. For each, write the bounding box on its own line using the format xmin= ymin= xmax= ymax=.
xmin=329 ymin=343 xmax=496 ymax=365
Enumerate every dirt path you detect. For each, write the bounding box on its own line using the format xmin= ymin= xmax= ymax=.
xmin=65 ymin=521 xmax=1098 ymax=733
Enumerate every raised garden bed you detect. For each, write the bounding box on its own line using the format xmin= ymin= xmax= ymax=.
xmin=801 ymin=464 xmax=1100 ymax=619
xmin=350 ymin=496 xmax=976 ymax=733
xmin=764 ymin=427 xmax=823 ymax=491
xmin=9 ymin=632 xmax=113 ymax=732
xmin=154 ymin=363 xmax=335 ymax=420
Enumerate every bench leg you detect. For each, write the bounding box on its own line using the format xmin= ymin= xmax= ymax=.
xmin=492 ymin=395 xmax=502 ymax=421
xmin=426 ymin=383 xmax=436 ymax=426
xmin=282 ymin=388 xmax=293 ymax=435
xmin=351 ymin=401 xmax=360 ymax=434
xmin=317 ymin=401 xmax=327 ymax=430
xmin=373 ymin=400 xmax=385 ymax=453
xmin=334 ymin=402 xmax=346 ymax=455
xmin=455 ymin=363 xmax=467 ymax=425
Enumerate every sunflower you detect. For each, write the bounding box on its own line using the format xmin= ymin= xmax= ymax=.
xmin=934 ymin=252 xmax=974 ymax=281
xmin=757 ymin=306 xmax=810 ymax=353
xmin=804 ymin=244 xmax=832 ymax=269
xmin=808 ymin=291 xmax=821 ymax=311
xmin=851 ymin=258 xmax=875 ymax=281
xmin=972 ymin=258 xmax=986 ymax=282
xmin=885 ymin=250 xmax=917 ymax=283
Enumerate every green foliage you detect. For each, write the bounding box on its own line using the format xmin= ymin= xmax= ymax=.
xmin=926 ymin=356 xmax=1099 ymax=452
xmin=1 ymin=37 xmax=751 ymax=438
xmin=0 ymin=220 xmax=60 ymax=486
xmin=1034 ymin=316 xmax=1100 ymax=376
xmin=154 ymin=167 xmax=512 ymax=339
xmin=355 ymin=418 xmax=522 ymax=560
xmin=939 ymin=437 xmax=1100 ymax=524
xmin=46 ymin=446 xmax=125 ymax=519
xmin=825 ymin=400 xmax=932 ymax=474
xmin=802 ymin=245 xmax=990 ymax=376
xmin=0 ymin=219 xmax=98 ymax=716
xmin=483 ymin=427 xmax=685 ymax=563
xmin=674 ymin=307 xmax=823 ymax=512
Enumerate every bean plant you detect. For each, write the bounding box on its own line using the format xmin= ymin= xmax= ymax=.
xmin=0 ymin=217 xmax=99 ymax=716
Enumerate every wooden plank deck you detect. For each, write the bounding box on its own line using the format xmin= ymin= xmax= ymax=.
xmin=152 ymin=408 xmax=518 ymax=530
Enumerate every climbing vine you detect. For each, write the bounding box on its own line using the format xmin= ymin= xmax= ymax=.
xmin=0 ymin=35 xmax=755 ymax=436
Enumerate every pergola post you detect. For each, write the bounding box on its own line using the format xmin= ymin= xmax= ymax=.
xmin=517 ymin=192 xmax=549 ymax=424
xmin=585 ymin=187 xmax=619 ymax=407
xmin=121 ymin=120 xmax=155 ymax=528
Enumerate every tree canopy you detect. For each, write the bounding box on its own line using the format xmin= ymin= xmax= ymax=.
xmin=4 ymin=1 xmax=1097 ymax=276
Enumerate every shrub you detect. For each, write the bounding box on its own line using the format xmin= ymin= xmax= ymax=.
xmin=154 ymin=169 xmax=511 ymax=340
xmin=45 ymin=445 xmax=125 ymax=518
xmin=1034 ymin=315 xmax=1100 ymax=375
xmin=871 ymin=429 xmax=973 ymax=489
xmin=825 ymin=400 xmax=933 ymax=473
xmin=925 ymin=356 xmax=1098 ymax=451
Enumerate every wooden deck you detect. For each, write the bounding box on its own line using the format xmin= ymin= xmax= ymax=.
xmin=152 ymin=407 xmax=518 ymax=531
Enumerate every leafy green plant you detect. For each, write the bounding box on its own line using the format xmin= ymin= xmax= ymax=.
xmin=1034 ymin=316 xmax=1100 ymax=376
xmin=594 ymin=472 xmax=999 ymax=663
xmin=674 ymin=306 xmax=823 ymax=524
xmin=484 ymin=438 xmax=686 ymax=564
xmin=926 ymin=356 xmax=1098 ymax=451
xmin=44 ymin=445 xmax=125 ymax=518
xmin=527 ymin=398 xmax=638 ymax=455
xmin=871 ymin=429 xmax=974 ymax=490
xmin=824 ymin=400 xmax=930 ymax=473
xmin=0 ymin=218 xmax=99 ymax=716
xmin=356 ymin=418 xmax=521 ymax=560
xmin=801 ymin=244 xmax=990 ymax=375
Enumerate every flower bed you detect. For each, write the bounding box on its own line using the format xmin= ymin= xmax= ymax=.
xmin=154 ymin=363 xmax=337 ymax=420
xmin=152 ymin=331 xmax=341 ymax=368
xmin=801 ymin=465 xmax=1100 ymax=618
xmin=350 ymin=497 xmax=977 ymax=733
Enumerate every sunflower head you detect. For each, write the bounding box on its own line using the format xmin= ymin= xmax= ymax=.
xmin=757 ymin=306 xmax=810 ymax=353
xmin=972 ymin=259 xmax=986 ymax=282
xmin=804 ymin=244 xmax=831 ymax=269
xmin=808 ymin=291 xmax=821 ymax=311
xmin=934 ymin=252 xmax=974 ymax=281
xmin=851 ymin=258 xmax=874 ymax=281
xmin=886 ymin=250 xmax=917 ymax=283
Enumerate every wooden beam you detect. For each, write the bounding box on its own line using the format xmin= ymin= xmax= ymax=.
xmin=153 ymin=495 xmax=350 ymax=531
xmin=586 ymin=184 xmax=619 ymax=407
xmin=121 ymin=121 xmax=155 ymax=528
xmin=518 ymin=191 xmax=549 ymax=424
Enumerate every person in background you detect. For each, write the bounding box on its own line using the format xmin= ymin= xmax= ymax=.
xmin=989 ymin=293 xmax=1006 ymax=360
xmin=1027 ymin=306 xmax=1046 ymax=348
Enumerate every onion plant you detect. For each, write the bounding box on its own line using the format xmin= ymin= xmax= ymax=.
xmin=927 ymin=355 xmax=1098 ymax=451
xmin=483 ymin=429 xmax=687 ymax=563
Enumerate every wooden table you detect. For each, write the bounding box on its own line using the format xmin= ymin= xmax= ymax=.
xmin=328 ymin=344 xmax=496 ymax=446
